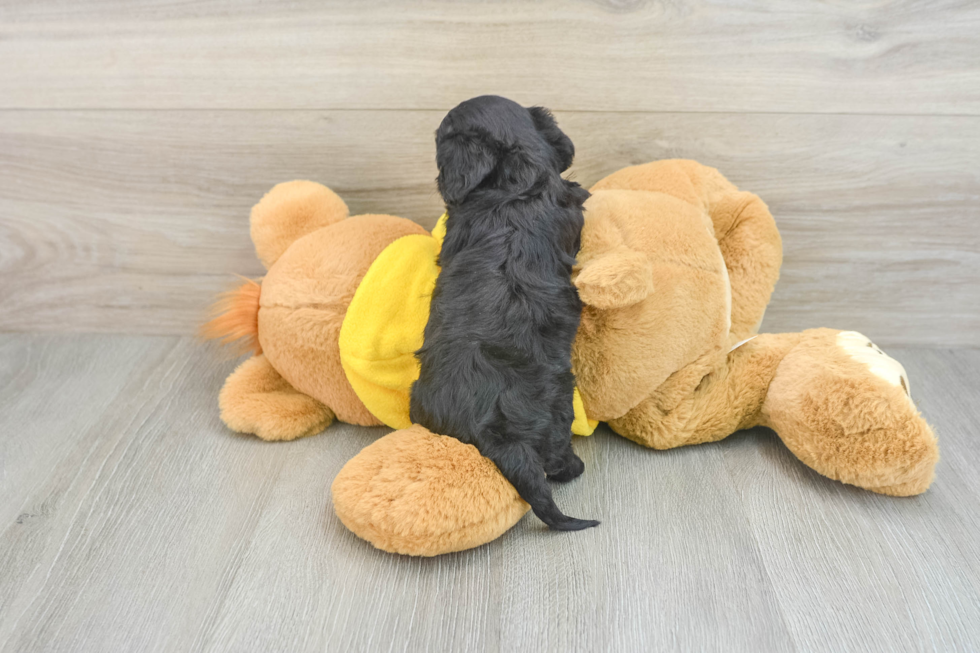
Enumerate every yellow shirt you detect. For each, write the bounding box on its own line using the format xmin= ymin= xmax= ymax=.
xmin=338 ymin=214 xmax=597 ymax=436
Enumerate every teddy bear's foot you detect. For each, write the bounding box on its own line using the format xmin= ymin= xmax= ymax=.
xmin=219 ymin=354 xmax=335 ymax=441
xmin=331 ymin=425 xmax=529 ymax=556
xmin=762 ymin=329 xmax=939 ymax=496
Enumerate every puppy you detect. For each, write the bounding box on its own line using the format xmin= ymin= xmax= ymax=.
xmin=410 ymin=95 xmax=598 ymax=531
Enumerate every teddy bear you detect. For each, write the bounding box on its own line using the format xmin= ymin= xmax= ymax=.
xmin=204 ymin=159 xmax=939 ymax=557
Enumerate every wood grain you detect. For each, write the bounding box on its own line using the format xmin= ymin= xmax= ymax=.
xmin=720 ymin=348 xmax=980 ymax=652
xmin=2 ymin=336 xmax=979 ymax=652
xmin=2 ymin=110 xmax=977 ymax=345
xmin=2 ymin=1 xmax=977 ymax=649
xmin=1 ymin=0 xmax=979 ymax=114
xmin=0 ymin=336 xmax=300 ymax=652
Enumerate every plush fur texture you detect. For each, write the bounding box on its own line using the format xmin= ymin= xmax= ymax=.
xmin=589 ymin=160 xmax=782 ymax=341
xmin=571 ymin=188 xmax=734 ymax=421
xmin=609 ymin=332 xmax=805 ymax=449
xmin=259 ymin=213 xmax=426 ymax=426
xmin=331 ymin=425 xmax=530 ymax=556
xmin=409 ymin=96 xmax=597 ymax=531
xmin=251 ymin=180 xmax=350 ymax=269
xmin=206 ymin=159 xmax=939 ymax=556
xmin=220 ymin=354 xmax=334 ymax=441
xmin=205 ymin=180 xmax=427 ymax=427
xmin=761 ymin=329 xmax=938 ymax=496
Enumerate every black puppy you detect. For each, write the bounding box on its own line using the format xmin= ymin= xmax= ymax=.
xmin=410 ymin=95 xmax=598 ymax=531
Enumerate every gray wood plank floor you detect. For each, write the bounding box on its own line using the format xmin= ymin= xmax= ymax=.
xmin=1 ymin=334 xmax=978 ymax=652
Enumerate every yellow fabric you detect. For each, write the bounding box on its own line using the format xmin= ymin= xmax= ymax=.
xmin=338 ymin=231 xmax=437 ymax=429
xmin=339 ymin=213 xmax=597 ymax=435
xmin=571 ymin=388 xmax=596 ymax=435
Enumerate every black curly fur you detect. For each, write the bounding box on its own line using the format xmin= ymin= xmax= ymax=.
xmin=410 ymin=96 xmax=598 ymax=531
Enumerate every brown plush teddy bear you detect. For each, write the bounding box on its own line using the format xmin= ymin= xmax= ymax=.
xmin=205 ymin=159 xmax=938 ymax=556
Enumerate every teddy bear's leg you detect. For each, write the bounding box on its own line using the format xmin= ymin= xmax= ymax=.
xmin=219 ymin=354 xmax=335 ymax=441
xmin=331 ymin=425 xmax=530 ymax=556
xmin=250 ymin=180 xmax=350 ymax=270
xmin=760 ymin=329 xmax=938 ymax=496
xmin=609 ymin=332 xmax=804 ymax=450
xmin=609 ymin=329 xmax=938 ymax=496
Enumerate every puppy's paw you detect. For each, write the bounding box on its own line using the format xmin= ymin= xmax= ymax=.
xmin=547 ymin=452 xmax=586 ymax=483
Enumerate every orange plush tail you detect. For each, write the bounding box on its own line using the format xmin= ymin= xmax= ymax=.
xmin=200 ymin=277 xmax=263 ymax=356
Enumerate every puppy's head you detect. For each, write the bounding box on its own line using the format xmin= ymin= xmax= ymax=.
xmin=435 ymin=95 xmax=576 ymax=206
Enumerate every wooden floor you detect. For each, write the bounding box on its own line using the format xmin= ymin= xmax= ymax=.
xmin=1 ymin=334 xmax=978 ymax=652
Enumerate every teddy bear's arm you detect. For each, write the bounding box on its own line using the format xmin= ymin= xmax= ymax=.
xmin=219 ymin=354 xmax=334 ymax=441
xmin=707 ymin=191 xmax=782 ymax=340
xmin=573 ymin=246 xmax=654 ymax=310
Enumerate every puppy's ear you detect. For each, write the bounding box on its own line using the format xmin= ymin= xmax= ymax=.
xmin=436 ymin=131 xmax=497 ymax=206
xmin=529 ymin=106 xmax=574 ymax=172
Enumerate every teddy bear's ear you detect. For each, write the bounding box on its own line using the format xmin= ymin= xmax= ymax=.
xmin=574 ymin=247 xmax=654 ymax=310
xmin=250 ymin=180 xmax=349 ymax=269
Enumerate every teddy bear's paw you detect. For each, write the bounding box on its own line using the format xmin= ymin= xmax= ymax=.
xmin=836 ymin=331 xmax=912 ymax=402
xmin=331 ymin=425 xmax=530 ymax=556
xmin=574 ymin=246 xmax=654 ymax=310
xmin=765 ymin=329 xmax=938 ymax=496
xmin=219 ymin=355 xmax=335 ymax=441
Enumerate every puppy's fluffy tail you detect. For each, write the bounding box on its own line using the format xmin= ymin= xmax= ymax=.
xmin=491 ymin=441 xmax=599 ymax=532
xmin=200 ymin=277 xmax=263 ymax=356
